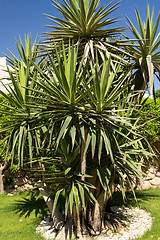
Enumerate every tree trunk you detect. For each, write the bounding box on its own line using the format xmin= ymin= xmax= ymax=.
xmin=86 ymin=177 xmax=115 ymax=234
xmin=0 ymin=164 xmax=5 ymax=194
xmin=38 ymin=178 xmax=116 ymax=239
xmin=81 ymin=127 xmax=88 ymax=181
xmin=55 ymin=216 xmax=74 ymax=240
xmin=38 ymin=183 xmax=64 ymax=231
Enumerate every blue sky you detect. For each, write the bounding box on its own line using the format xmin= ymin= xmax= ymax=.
xmin=0 ymin=0 xmax=160 ymax=89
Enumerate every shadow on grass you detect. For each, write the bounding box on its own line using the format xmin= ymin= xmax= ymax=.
xmin=6 ymin=188 xmax=160 ymax=224
xmin=110 ymin=188 xmax=160 ymax=208
xmin=10 ymin=191 xmax=49 ymax=219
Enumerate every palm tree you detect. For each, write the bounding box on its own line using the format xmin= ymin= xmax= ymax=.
xmin=41 ymin=0 xmax=160 ymax=99
xmin=125 ymin=4 xmax=160 ymax=99
xmin=0 ymin=1 xmax=156 ymax=239
xmin=1 ymin=41 xmax=153 ymax=238
xmin=44 ymin=0 xmax=123 ymax=39
xmin=40 ymin=0 xmax=125 ymax=62
xmin=0 ymin=34 xmax=45 ymax=167
xmin=41 ymin=0 xmax=160 ymax=113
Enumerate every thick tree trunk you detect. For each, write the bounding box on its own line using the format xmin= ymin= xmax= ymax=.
xmin=38 ymin=180 xmax=115 ymax=239
xmin=86 ymin=177 xmax=115 ymax=234
xmin=0 ymin=164 xmax=5 ymax=194
xmin=81 ymin=127 xmax=88 ymax=181
xmin=55 ymin=216 xmax=74 ymax=240
xmin=37 ymin=181 xmax=64 ymax=232
xmin=39 ymin=184 xmax=78 ymax=239
xmin=37 ymin=147 xmax=116 ymax=239
xmin=39 ymin=187 xmax=64 ymax=227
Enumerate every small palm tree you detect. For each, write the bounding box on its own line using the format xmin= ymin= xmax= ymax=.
xmin=45 ymin=0 xmax=122 ymax=40
xmin=126 ymin=4 xmax=160 ymax=98
xmin=0 ymin=1 xmax=156 ymax=239
xmin=0 ymin=35 xmax=45 ymax=166
xmin=1 ymin=42 xmax=153 ymax=238
xmin=41 ymin=0 xmax=125 ymax=61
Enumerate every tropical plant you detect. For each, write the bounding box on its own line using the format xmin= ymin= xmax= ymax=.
xmin=5 ymin=34 xmax=39 ymax=71
xmin=41 ymin=0 xmax=126 ymax=63
xmin=0 ymin=34 xmax=46 ymax=167
xmin=45 ymin=0 xmax=123 ymax=41
xmin=43 ymin=0 xmax=160 ymax=98
xmin=0 ymin=35 xmax=45 ymax=193
xmin=0 ymin=0 xmax=157 ymax=239
xmin=125 ymin=4 xmax=160 ymax=99
xmin=1 ymin=40 xmax=154 ymax=238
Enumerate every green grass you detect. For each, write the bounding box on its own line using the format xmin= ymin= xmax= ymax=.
xmin=0 ymin=192 xmax=45 ymax=240
xmin=0 ymin=188 xmax=160 ymax=240
xmin=111 ymin=187 xmax=160 ymax=240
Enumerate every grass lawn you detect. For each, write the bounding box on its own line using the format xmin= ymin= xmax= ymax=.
xmin=0 ymin=192 xmax=45 ymax=240
xmin=111 ymin=187 xmax=160 ymax=240
xmin=0 ymin=188 xmax=160 ymax=240
xmin=133 ymin=187 xmax=160 ymax=240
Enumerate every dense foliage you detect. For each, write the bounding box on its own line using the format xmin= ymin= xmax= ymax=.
xmin=0 ymin=97 xmax=12 ymax=162
xmin=141 ymin=97 xmax=160 ymax=142
xmin=155 ymin=89 xmax=160 ymax=98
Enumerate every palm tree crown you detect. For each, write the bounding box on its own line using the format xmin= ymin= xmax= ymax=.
xmin=126 ymin=5 xmax=160 ymax=97
xmin=42 ymin=0 xmax=124 ymax=47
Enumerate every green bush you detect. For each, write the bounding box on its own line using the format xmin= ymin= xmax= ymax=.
xmin=155 ymin=89 xmax=160 ymax=98
xmin=0 ymin=96 xmax=12 ymax=161
xmin=141 ymin=98 xmax=160 ymax=142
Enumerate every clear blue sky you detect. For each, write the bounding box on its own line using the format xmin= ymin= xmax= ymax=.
xmin=0 ymin=0 xmax=160 ymax=89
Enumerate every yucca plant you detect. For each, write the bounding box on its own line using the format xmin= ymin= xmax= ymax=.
xmin=125 ymin=4 xmax=160 ymax=99
xmin=9 ymin=42 xmax=152 ymax=238
xmin=44 ymin=0 xmax=122 ymax=40
xmin=0 ymin=35 xmax=46 ymax=167
xmin=40 ymin=0 xmax=126 ymax=62
xmin=5 ymin=34 xmax=39 ymax=70
xmin=0 ymin=1 xmax=157 ymax=239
